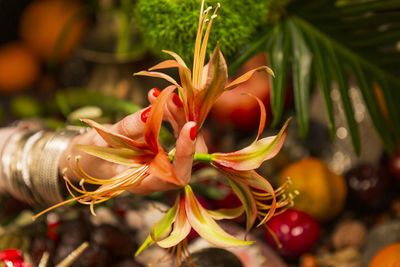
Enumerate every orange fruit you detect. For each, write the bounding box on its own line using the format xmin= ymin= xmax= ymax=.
xmin=19 ymin=0 xmax=88 ymax=62
xmin=0 ymin=42 xmax=40 ymax=93
xmin=369 ymin=243 xmax=400 ymax=267
xmin=279 ymin=157 xmax=347 ymax=222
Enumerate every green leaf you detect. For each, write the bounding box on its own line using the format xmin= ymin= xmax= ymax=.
xmin=293 ymin=15 xmax=400 ymax=151
xmin=349 ymin=29 xmax=400 ymax=48
xmin=267 ymin=23 xmax=290 ymax=127
xmin=325 ymin=43 xmax=361 ymax=154
xmin=376 ymin=78 xmax=400 ymax=143
xmin=336 ymin=0 xmax=400 ymax=16
xmin=352 ymin=65 xmax=394 ymax=153
xmin=228 ymin=27 xmax=274 ymax=76
xmin=304 ymin=23 xmax=336 ymax=141
xmin=288 ymin=19 xmax=312 ymax=137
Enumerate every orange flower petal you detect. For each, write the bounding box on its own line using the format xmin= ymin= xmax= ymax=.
xmin=144 ymin=85 xmax=177 ymax=152
xmin=195 ymin=44 xmax=228 ymax=128
xmin=224 ymin=66 xmax=274 ymax=91
xmin=148 ymin=150 xmax=182 ymax=186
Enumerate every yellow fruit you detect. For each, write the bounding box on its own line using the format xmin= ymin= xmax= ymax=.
xmin=19 ymin=0 xmax=88 ymax=61
xmin=369 ymin=243 xmax=400 ymax=267
xmin=279 ymin=157 xmax=347 ymax=222
xmin=0 ymin=42 xmax=40 ymax=93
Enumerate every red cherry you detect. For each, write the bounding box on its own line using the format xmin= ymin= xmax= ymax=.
xmin=0 ymin=249 xmax=23 ymax=262
xmin=345 ymin=163 xmax=393 ymax=212
xmin=264 ymin=209 xmax=321 ymax=258
xmin=0 ymin=249 xmax=33 ymax=267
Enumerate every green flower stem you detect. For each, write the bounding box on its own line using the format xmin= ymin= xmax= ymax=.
xmin=194 ymin=153 xmax=212 ymax=163
xmin=169 ymin=153 xmax=212 ymax=164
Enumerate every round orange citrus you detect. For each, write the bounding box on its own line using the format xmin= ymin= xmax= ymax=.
xmin=0 ymin=42 xmax=40 ymax=93
xmin=279 ymin=157 xmax=347 ymax=222
xmin=19 ymin=0 xmax=88 ymax=62
xmin=369 ymin=243 xmax=400 ymax=267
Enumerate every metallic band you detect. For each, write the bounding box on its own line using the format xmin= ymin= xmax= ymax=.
xmin=1 ymin=125 xmax=86 ymax=207
xmin=31 ymin=129 xmax=81 ymax=206
xmin=2 ymin=130 xmax=35 ymax=204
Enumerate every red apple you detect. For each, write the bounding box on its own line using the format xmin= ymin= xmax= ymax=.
xmin=264 ymin=209 xmax=321 ymax=259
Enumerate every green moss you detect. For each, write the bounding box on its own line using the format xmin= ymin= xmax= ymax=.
xmin=135 ymin=0 xmax=271 ymax=64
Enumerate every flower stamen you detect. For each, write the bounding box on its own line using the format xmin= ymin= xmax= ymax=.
xmin=193 ymin=3 xmax=220 ymax=89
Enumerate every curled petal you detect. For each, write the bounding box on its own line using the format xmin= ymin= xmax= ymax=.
xmin=195 ymin=44 xmax=228 ymax=128
xmin=227 ymin=179 xmax=257 ymax=232
xmin=211 ymin=118 xmax=291 ymax=171
xmin=82 ymin=119 xmax=147 ymax=150
xmin=208 ymin=206 xmax=245 ymax=220
xmin=161 ymin=50 xmax=195 ymax=121
xmin=148 ymin=59 xmax=181 ymax=71
xmin=134 ymin=71 xmax=180 ymax=88
xmin=217 ymin=168 xmax=277 ymax=226
xmin=135 ymin=197 xmax=180 ymax=256
xmin=144 ymin=85 xmax=177 ymax=152
xmin=155 ymin=196 xmax=191 ymax=248
xmin=76 ymin=145 xmax=146 ymax=166
xmin=184 ymin=185 xmax=254 ymax=248
xmin=224 ymin=66 xmax=274 ymax=91
xmin=241 ymin=93 xmax=266 ymax=143
xmin=162 ymin=50 xmax=189 ymax=69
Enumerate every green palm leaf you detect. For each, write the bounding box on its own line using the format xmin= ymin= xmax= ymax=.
xmin=230 ymin=0 xmax=400 ymax=153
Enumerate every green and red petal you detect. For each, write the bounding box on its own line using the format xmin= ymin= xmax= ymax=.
xmin=135 ymin=196 xmax=180 ymax=256
xmin=81 ymin=119 xmax=147 ymax=151
xmin=76 ymin=145 xmax=148 ymax=166
xmin=155 ymin=195 xmax=191 ymax=248
xmin=211 ymin=118 xmax=290 ymax=171
xmin=217 ymin=167 xmax=277 ymax=226
xmin=184 ymin=185 xmax=254 ymax=247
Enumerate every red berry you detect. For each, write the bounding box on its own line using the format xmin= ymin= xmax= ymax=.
xmin=0 ymin=249 xmax=23 ymax=262
xmin=264 ymin=209 xmax=321 ymax=258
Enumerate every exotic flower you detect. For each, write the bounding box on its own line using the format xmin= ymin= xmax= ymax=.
xmin=208 ymin=96 xmax=292 ymax=231
xmin=136 ymin=185 xmax=251 ymax=265
xmin=35 ymin=2 xmax=294 ymax=266
xmin=135 ymin=1 xmax=274 ymax=129
xmin=33 ymin=85 xmax=183 ymax=219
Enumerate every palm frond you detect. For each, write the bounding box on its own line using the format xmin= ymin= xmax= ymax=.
xmin=230 ymin=0 xmax=400 ymax=153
